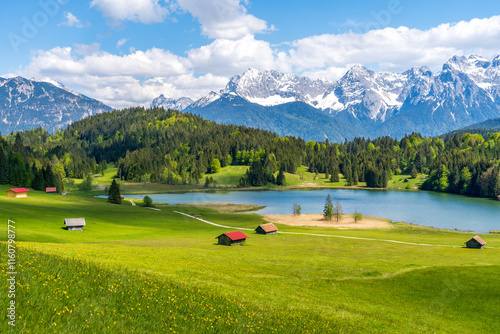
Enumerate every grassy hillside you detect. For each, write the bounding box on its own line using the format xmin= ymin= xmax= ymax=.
xmin=1 ymin=185 xmax=499 ymax=333
xmin=73 ymin=164 xmax=428 ymax=195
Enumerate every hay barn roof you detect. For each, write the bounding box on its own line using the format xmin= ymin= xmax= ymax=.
xmin=6 ymin=188 xmax=30 ymax=193
xmin=258 ymin=223 xmax=278 ymax=232
xmin=471 ymin=235 xmax=486 ymax=245
xmin=65 ymin=218 xmax=86 ymax=227
xmin=216 ymin=231 xmax=248 ymax=241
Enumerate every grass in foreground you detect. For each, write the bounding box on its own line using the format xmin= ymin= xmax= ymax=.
xmin=1 ymin=185 xmax=499 ymax=333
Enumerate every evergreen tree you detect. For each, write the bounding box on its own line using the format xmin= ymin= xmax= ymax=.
xmin=108 ymin=179 xmax=121 ymax=204
xmin=323 ymin=194 xmax=333 ymax=221
xmin=276 ymin=167 xmax=286 ymax=186
xmin=0 ymin=149 xmax=8 ymax=184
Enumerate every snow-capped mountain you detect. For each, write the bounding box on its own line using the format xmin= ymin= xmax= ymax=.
xmin=220 ymin=68 xmax=331 ymax=107
xmin=150 ymin=94 xmax=193 ymax=111
xmin=153 ymin=55 xmax=500 ymax=140
xmin=0 ymin=76 xmax=112 ymax=134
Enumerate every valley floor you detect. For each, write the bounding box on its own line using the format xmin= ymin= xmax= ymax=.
xmin=1 ymin=185 xmax=499 ymax=333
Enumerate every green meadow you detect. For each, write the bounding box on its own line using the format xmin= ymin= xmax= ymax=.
xmin=1 ymin=184 xmax=500 ymax=333
xmin=76 ymin=165 xmax=428 ymax=195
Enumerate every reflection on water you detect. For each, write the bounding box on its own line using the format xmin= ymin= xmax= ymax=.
xmin=104 ymin=189 xmax=500 ymax=233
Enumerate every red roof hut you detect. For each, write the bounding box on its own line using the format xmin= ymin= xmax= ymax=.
xmin=216 ymin=231 xmax=248 ymax=246
xmin=5 ymin=188 xmax=30 ymax=198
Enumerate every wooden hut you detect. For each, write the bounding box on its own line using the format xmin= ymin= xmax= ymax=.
xmin=5 ymin=188 xmax=30 ymax=198
xmin=46 ymin=187 xmax=57 ymax=193
xmin=216 ymin=231 xmax=248 ymax=246
xmin=64 ymin=218 xmax=86 ymax=231
xmin=255 ymin=223 xmax=278 ymax=235
xmin=465 ymin=236 xmax=486 ymax=249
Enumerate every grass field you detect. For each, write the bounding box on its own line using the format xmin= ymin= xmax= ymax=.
xmin=70 ymin=165 xmax=428 ymax=196
xmin=1 ymin=184 xmax=499 ymax=333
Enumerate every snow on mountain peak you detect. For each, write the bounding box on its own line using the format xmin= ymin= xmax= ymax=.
xmin=151 ymin=54 xmax=500 ymax=126
xmin=32 ymin=77 xmax=65 ymax=89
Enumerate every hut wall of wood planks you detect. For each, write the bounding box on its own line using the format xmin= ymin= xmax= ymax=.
xmin=64 ymin=218 xmax=86 ymax=231
xmin=255 ymin=223 xmax=278 ymax=235
xmin=465 ymin=236 xmax=486 ymax=249
xmin=216 ymin=231 xmax=248 ymax=246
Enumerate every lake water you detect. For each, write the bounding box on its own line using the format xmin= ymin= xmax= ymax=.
xmin=117 ymin=189 xmax=500 ymax=233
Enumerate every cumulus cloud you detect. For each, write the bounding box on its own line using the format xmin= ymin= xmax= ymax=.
xmin=18 ymin=15 xmax=500 ymax=107
xmin=90 ymin=0 xmax=169 ymax=24
xmin=20 ymin=44 xmax=227 ymax=108
xmin=59 ymin=12 xmax=90 ymax=28
xmin=280 ymin=16 xmax=500 ymax=81
xmin=175 ymin=0 xmax=272 ymax=39
xmin=187 ymin=35 xmax=275 ymax=76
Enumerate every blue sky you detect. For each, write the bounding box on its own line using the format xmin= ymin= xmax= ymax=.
xmin=1 ymin=0 xmax=500 ymax=108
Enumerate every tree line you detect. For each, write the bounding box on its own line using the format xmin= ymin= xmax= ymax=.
xmin=1 ymin=106 xmax=499 ymax=199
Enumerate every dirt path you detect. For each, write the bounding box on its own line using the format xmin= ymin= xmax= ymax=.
xmin=174 ymin=211 xmax=457 ymax=247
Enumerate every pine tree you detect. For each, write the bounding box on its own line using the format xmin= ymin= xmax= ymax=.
xmin=276 ymin=167 xmax=286 ymax=186
xmin=0 ymin=149 xmax=8 ymax=185
xmin=108 ymin=179 xmax=121 ymax=204
xmin=323 ymin=194 xmax=333 ymax=221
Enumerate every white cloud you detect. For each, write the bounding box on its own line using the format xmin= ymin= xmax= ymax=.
xmin=117 ymin=38 xmax=128 ymax=48
xmin=188 ymin=35 xmax=275 ymax=76
xmin=175 ymin=0 xmax=271 ymax=39
xmin=20 ymin=45 xmax=227 ymax=108
xmin=59 ymin=12 xmax=90 ymax=28
xmin=279 ymin=16 xmax=500 ymax=81
xmin=18 ymin=15 xmax=500 ymax=107
xmin=90 ymin=0 xmax=169 ymax=24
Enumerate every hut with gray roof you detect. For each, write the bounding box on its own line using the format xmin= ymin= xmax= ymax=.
xmin=64 ymin=218 xmax=86 ymax=231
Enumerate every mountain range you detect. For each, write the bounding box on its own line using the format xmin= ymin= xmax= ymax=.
xmin=152 ymin=55 xmax=500 ymax=141
xmin=2 ymin=55 xmax=500 ymax=141
xmin=0 ymin=76 xmax=111 ymax=135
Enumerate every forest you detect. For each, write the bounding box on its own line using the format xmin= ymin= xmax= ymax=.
xmin=0 ymin=106 xmax=499 ymax=199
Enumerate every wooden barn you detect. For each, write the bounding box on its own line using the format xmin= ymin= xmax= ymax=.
xmin=465 ymin=236 xmax=486 ymax=249
xmin=216 ymin=231 xmax=248 ymax=246
xmin=46 ymin=187 xmax=57 ymax=193
xmin=64 ymin=218 xmax=86 ymax=231
xmin=5 ymin=188 xmax=30 ymax=198
xmin=255 ymin=223 xmax=278 ymax=235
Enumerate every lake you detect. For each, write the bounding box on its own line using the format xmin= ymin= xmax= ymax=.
xmin=117 ymin=189 xmax=500 ymax=233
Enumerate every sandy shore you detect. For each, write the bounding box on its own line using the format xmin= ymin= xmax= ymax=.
xmin=262 ymin=214 xmax=392 ymax=229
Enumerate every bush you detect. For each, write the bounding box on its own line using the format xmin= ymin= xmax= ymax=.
xmin=143 ymin=195 xmax=153 ymax=207
xmin=77 ymin=174 xmax=94 ymax=191
xmin=353 ymin=210 xmax=363 ymax=222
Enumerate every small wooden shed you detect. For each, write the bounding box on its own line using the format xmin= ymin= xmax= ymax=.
xmin=216 ymin=231 xmax=248 ymax=246
xmin=465 ymin=236 xmax=486 ymax=249
xmin=46 ymin=187 xmax=57 ymax=193
xmin=64 ymin=218 xmax=86 ymax=231
xmin=5 ymin=188 xmax=30 ymax=198
xmin=255 ymin=223 xmax=278 ymax=235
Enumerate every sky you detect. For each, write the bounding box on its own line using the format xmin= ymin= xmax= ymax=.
xmin=1 ymin=0 xmax=500 ymax=108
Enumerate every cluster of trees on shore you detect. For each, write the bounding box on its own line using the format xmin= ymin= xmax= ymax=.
xmin=1 ymin=107 xmax=499 ymax=199
xmin=0 ymin=133 xmax=64 ymax=192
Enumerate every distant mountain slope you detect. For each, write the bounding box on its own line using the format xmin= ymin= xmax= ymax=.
xmin=150 ymin=94 xmax=193 ymax=111
xmin=443 ymin=117 xmax=500 ymax=137
xmin=153 ymin=55 xmax=500 ymax=141
xmin=184 ymin=93 xmax=365 ymax=142
xmin=0 ymin=76 xmax=112 ymax=134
